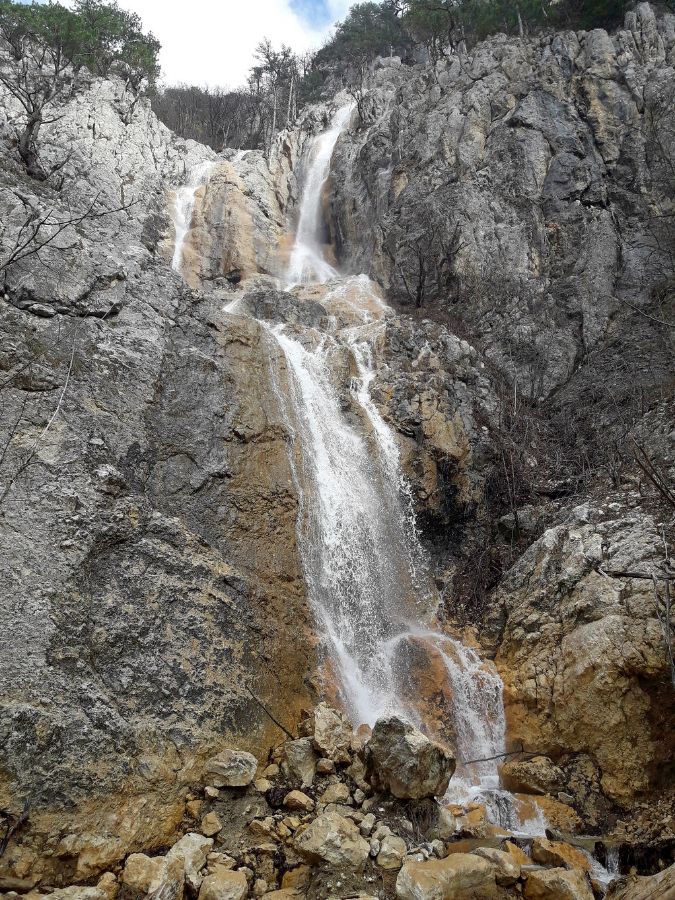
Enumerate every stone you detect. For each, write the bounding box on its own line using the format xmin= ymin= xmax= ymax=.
xmin=473 ymin=847 xmax=520 ymax=886
xmin=365 ymin=716 xmax=455 ymax=799
xmin=427 ymin=805 xmax=456 ymax=841
xmin=316 ymin=758 xmax=335 ymax=775
xmin=201 ymin=812 xmax=223 ymax=837
xmin=501 ymin=757 xmax=564 ymax=796
xmin=281 ymin=865 xmax=311 ymax=891
xmin=396 ymin=853 xmax=497 ymax=899
xmin=294 ymin=811 xmax=370 ymax=869
xmin=166 ymin=833 xmax=214 ymax=892
xmin=524 ymin=867 xmax=594 ymax=900
xmin=283 ymin=790 xmax=314 ymax=812
xmin=377 ymin=834 xmax=407 ymax=869
xmin=360 ymin=813 xmax=376 ymax=836
xmin=320 ymin=783 xmax=351 ymax=804
xmin=254 ymin=778 xmax=273 ymax=793
xmin=503 ymin=841 xmax=531 ymax=865
xmin=42 ymin=890 xmax=107 ymax=900
xmin=121 ymin=853 xmax=184 ymax=897
xmin=282 ymin=738 xmax=318 ymax=787
xmin=96 ymin=872 xmax=118 ymax=900
xmin=204 ymin=787 xmax=220 ymax=800
xmin=608 ymin=861 xmax=675 ymax=899
xmin=204 ymin=750 xmax=258 ymax=788
xmin=198 ymin=867 xmax=248 ymax=900
xmin=531 ymin=838 xmax=592 ymax=873
xmin=309 ymin=703 xmax=353 ymax=763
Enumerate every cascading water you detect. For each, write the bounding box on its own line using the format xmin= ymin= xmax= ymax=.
xmin=223 ymin=105 xmax=547 ymax=833
xmin=171 ymin=159 xmax=216 ymax=273
xmin=286 ymin=104 xmax=354 ymax=285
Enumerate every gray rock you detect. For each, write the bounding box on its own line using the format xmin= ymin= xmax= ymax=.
xmin=365 ymin=716 xmax=455 ymax=799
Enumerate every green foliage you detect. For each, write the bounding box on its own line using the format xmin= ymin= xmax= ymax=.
xmin=0 ymin=0 xmax=160 ymax=89
xmin=315 ymin=1 xmax=407 ymax=68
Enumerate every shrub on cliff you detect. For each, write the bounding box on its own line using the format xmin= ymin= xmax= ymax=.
xmin=0 ymin=0 xmax=159 ymax=179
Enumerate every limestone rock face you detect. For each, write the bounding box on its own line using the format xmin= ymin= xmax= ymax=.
xmin=0 ymin=72 xmax=315 ymax=878
xmin=365 ymin=716 xmax=456 ymax=799
xmin=396 ymin=853 xmax=497 ymax=900
xmin=294 ymin=811 xmax=370 ymax=869
xmin=329 ymin=6 xmax=675 ymax=400
xmin=493 ymin=503 xmax=675 ymax=812
xmin=204 ymin=751 xmax=259 ymax=788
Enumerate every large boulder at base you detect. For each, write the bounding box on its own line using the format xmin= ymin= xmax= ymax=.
xmin=166 ymin=833 xmax=214 ymax=892
xmin=396 ymin=854 xmax=496 ymax=899
xmin=524 ymin=867 xmax=594 ymax=900
xmin=365 ymin=716 xmax=455 ymax=799
xmin=198 ymin=867 xmax=248 ymax=900
xmin=294 ymin=810 xmax=370 ymax=869
xmin=607 ymin=861 xmax=675 ymax=900
xmin=204 ymin=749 xmax=258 ymax=787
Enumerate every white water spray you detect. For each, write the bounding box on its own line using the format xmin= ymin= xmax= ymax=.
xmin=171 ymin=159 xmax=216 ymax=273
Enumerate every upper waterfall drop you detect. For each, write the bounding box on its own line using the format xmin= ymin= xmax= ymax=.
xmin=171 ymin=159 xmax=216 ymax=274
xmin=286 ymin=104 xmax=354 ymax=286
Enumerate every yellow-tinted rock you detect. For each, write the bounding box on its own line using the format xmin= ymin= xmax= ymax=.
xmin=531 ymin=838 xmax=592 ymax=873
xmin=524 ymin=867 xmax=594 ymax=900
xmin=396 ymin=853 xmax=497 ymax=899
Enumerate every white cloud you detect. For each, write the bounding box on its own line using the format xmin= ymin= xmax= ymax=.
xmin=119 ymin=0 xmax=351 ymax=88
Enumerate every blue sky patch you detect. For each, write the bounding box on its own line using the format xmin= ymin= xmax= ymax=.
xmin=289 ymin=0 xmax=334 ymax=28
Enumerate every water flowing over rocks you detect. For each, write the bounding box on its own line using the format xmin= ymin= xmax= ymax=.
xmin=0 ymin=2 xmax=674 ymax=893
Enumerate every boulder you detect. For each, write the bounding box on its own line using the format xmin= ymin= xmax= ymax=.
xmin=320 ymin=783 xmax=351 ymax=804
xmin=473 ymin=847 xmax=521 ymax=885
xmin=282 ymin=738 xmax=318 ymax=787
xmin=365 ymin=716 xmax=455 ymax=799
xmin=607 ymin=861 xmax=675 ymax=900
xmin=376 ymin=834 xmax=407 ymax=869
xmin=500 ymin=757 xmax=564 ymax=796
xmin=166 ymin=833 xmax=213 ymax=892
xmin=396 ymin=853 xmax=497 ymax=899
xmin=283 ymin=790 xmax=314 ymax=812
xmin=531 ymin=838 xmax=592 ymax=873
xmin=524 ymin=867 xmax=594 ymax=900
xmin=198 ymin=867 xmax=248 ymax=900
xmin=201 ymin=812 xmax=223 ymax=837
xmin=204 ymin=749 xmax=258 ymax=788
xmin=294 ymin=810 xmax=370 ymax=869
xmin=121 ymin=853 xmax=184 ymax=898
xmin=307 ymin=703 xmax=353 ymax=763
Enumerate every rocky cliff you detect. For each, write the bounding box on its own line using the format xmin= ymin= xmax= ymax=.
xmin=0 ymin=2 xmax=673 ymax=890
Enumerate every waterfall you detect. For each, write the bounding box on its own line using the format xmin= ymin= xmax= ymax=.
xmin=286 ymin=104 xmax=354 ymax=285
xmin=171 ymin=159 xmax=216 ymax=274
xmin=224 ymin=104 xmax=547 ymax=833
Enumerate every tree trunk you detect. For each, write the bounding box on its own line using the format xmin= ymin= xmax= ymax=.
xmin=18 ymin=114 xmax=47 ymax=181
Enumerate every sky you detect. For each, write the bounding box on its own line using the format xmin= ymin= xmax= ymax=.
xmin=113 ymin=0 xmax=352 ymax=88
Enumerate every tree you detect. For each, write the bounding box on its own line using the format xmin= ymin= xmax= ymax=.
xmin=0 ymin=0 xmax=159 ymax=179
